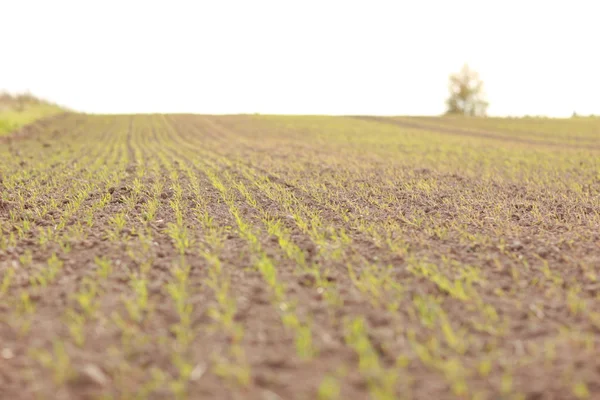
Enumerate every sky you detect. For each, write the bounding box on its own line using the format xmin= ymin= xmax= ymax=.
xmin=1 ymin=0 xmax=598 ymax=117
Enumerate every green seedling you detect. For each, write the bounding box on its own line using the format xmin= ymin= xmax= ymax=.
xmin=1 ymin=268 xmax=15 ymax=294
xmin=72 ymin=278 xmax=99 ymax=317
xmin=317 ymin=375 xmax=341 ymax=400
xmin=29 ymin=340 xmax=74 ymax=385
xmin=123 ymin=274 xmax=149 ymax=323
xmin=344 ymin=317 xmax=397 ymax=400
xmin=95 ymin=256 xmax=113 ymax=279
xmin=64 ymin=309 xmax=86 ymax=346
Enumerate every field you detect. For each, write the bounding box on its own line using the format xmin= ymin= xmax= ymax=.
xmin=0 ymin=93 xmax=64 ymax=137
xmin=0 ymin=113 xmax=599 ymax=400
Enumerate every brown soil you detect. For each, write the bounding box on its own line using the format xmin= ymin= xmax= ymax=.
xmin=0 ymin=114 xmax=599 ymax=400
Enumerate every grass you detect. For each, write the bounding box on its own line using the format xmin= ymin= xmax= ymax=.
xmin=0 ymin=92 xmax=65 ymax=136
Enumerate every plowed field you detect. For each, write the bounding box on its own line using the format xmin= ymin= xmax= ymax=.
xmin=1 ymin=114 xmax=599 ymax=400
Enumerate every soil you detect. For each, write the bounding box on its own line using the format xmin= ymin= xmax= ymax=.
xmin=352 ymin=115 xmax=600 ymax=150
xmin=0 ymin=114 xmax=599 ymax=400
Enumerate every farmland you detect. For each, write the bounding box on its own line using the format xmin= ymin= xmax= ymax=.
xmin=0 ymin=113 xmax=599 ymax=400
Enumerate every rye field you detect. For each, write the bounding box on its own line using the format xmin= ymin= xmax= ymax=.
xmin=0 ymin=113 xmax=599 ymax=400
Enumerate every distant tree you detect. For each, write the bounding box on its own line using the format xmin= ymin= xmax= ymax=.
xmin=445 ymin=64 xmax=488 ymax=117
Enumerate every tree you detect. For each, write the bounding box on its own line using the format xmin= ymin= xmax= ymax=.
xmin=445 ymin=64 xmax=488 ymax=117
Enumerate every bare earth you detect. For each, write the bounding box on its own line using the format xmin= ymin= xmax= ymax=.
xmin=0 ymin=114 xmax=599 ymax=400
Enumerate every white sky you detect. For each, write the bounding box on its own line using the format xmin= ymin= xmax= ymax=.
xmin=1 ymin=0 xmax=598 ymax=117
